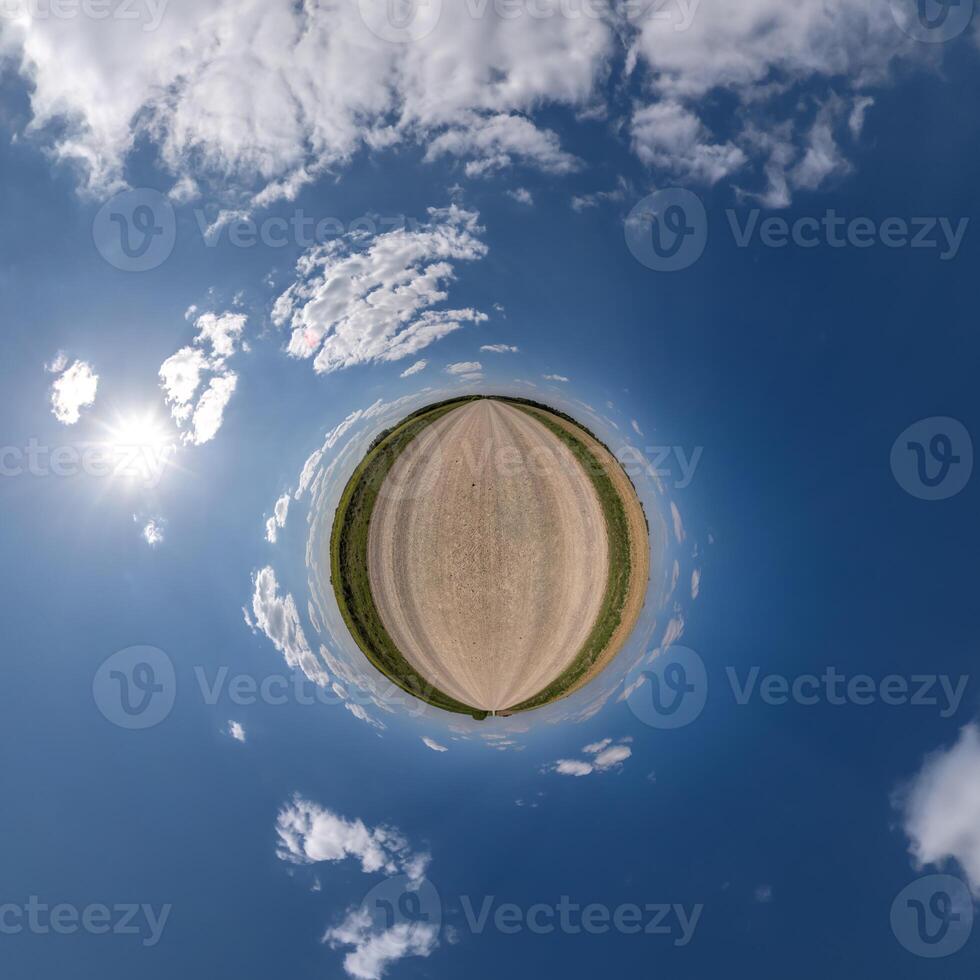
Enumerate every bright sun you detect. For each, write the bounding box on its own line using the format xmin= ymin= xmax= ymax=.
xmin=99 ymin=412 xmax=179 ymax=487
xmin=106 ymin=413 xmax=175 ymax=452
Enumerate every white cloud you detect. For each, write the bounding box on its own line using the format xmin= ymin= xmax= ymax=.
xmin=593 ymin=744 xmax=632 ymax=769
xmin=2 ymin=0 xmax=936 ymax=208
xmin=506 ymin=187 xmax=533 ymax=205
xmin=141 ymin=519 xmax=165 ymax=547
xmin=45 ymin=350 xmax=67 ymax=374
xmin=421 ymin=737 xmax=448 ymax=753
xmin=445 ymin=361 xmax=482 ymax=375
xmin=624 ymin=0 xmax=924 ymax=200
xmin=265 ymin=492 xmax=291 ymax=543
xmin=227 ymin=720 xmax=246 ymax=742
xmin=630 ymin=419 xmax=644 ymax=437
xmin=542 ymin=374 xmax=569 ymax=383
xmin=631 ymin=101 xmax=746 ymax=185
xmin=251 ymin=566 xmax=327 ymax=684
xmin=545 ymin=737 xmax=632 ymax=777
xmin=400 ymin=359 xmax=428 ymax=378
xmin=849 ymin=96 xmax=875 ymax=138
xmin=7 ymin=1 xmax=611 ymax=200
xmin=277 ymin=797 xmax=437 ymax=979
xmin=276 ymin=796 xmax=429 ymax=880
xmin=49 ymin=359 xmax=98 ymax=425
xmin=571 ymin=178 xmax=629 ymax=212
xmin=897 ymin=724 xmax=980 ymax=895
xmin=425 ymin=113 xmax=579 ymax=177
xmin=187 ymin=373 xmax=238 ymax=445
xmin=159 ymin=311 xmax=246 ymax=445
xmin=553 ymin=759 xmax=595 ymax=777
xmin=195 ymin=310 xmax=246 ymax=358
xmin=480 ymin=344 xmax=519 ymax=353
xmin=325 ymin=908 xmax=439 ymax=980
xmin=583 ymin=738 xmax=612 ymax=754
xmin=273 ymin=206 xmax=488 ymax=374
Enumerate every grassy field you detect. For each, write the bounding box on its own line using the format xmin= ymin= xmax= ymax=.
xmin=329 ymin=395 xmax=637 ymax=717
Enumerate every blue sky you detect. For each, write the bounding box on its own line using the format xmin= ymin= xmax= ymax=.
xmin=2 ymin=2 xmax=980 ymax=977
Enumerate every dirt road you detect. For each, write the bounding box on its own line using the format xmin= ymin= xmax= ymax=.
xmin=367 ymin=399 xmax=609 ymax=712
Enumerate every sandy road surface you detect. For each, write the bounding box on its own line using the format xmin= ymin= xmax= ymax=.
xmin=367 ymin=399 xmax=609 ymax=712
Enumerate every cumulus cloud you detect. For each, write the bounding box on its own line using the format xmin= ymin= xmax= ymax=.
xmin=445 ymin=361 xmax=482 ymax=375
xmin=552 ymin=759 xmax=595 ymax=778
xmin=325 ymin=908 xmax=439 ymax=980
xmin=265 ymin=493 xmax=291 ymax=544
xmin=631 ymin=101 xmax=746 ymax=184
xmin=1 ymin=0 xmax=925 ymax=211
xmin=6 ymin=0 xmax=610 ymax=200
xmin=49 ymin=359 xmax=98 ymax=424
xmin=251 ymin=566 xmax=326 ymax=684
xmin=400 ymin=359 xmax=428 ymax=378
xmin=421 ymin=737 xmax=448 ymax=753
xmin=424 ymin=112 xmax=580 ymax=177
xmin=544 ymin=737 xmax=632 ymax=777
xmin=276 ymin=797 xmax=438 ymax=979
xmin=897 ymin=724 xmax=980 ymax=895
xmin=480 ymin=344 xmax=519 ymax=353
xmin=159 ymin=311 xmax=246 ymax=445
xmin=273 ymin=206 xmax=488 ymax=373
xmin=276 ymin=796 xmax=430 ymax=879
xmin=506 ymin=188 xmax=533 ymax=205
xmin=227 ymin=720 xmax=246 ymax=743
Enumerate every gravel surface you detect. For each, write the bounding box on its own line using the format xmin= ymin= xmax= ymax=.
xmin=367 ymin=399 xmax=609 ymax=712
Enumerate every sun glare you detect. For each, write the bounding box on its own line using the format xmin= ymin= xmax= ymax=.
xmin=97 ymin=411 xmax=180 ymax=488
xmin=107 ymin=414 xmax=175 ymax=453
